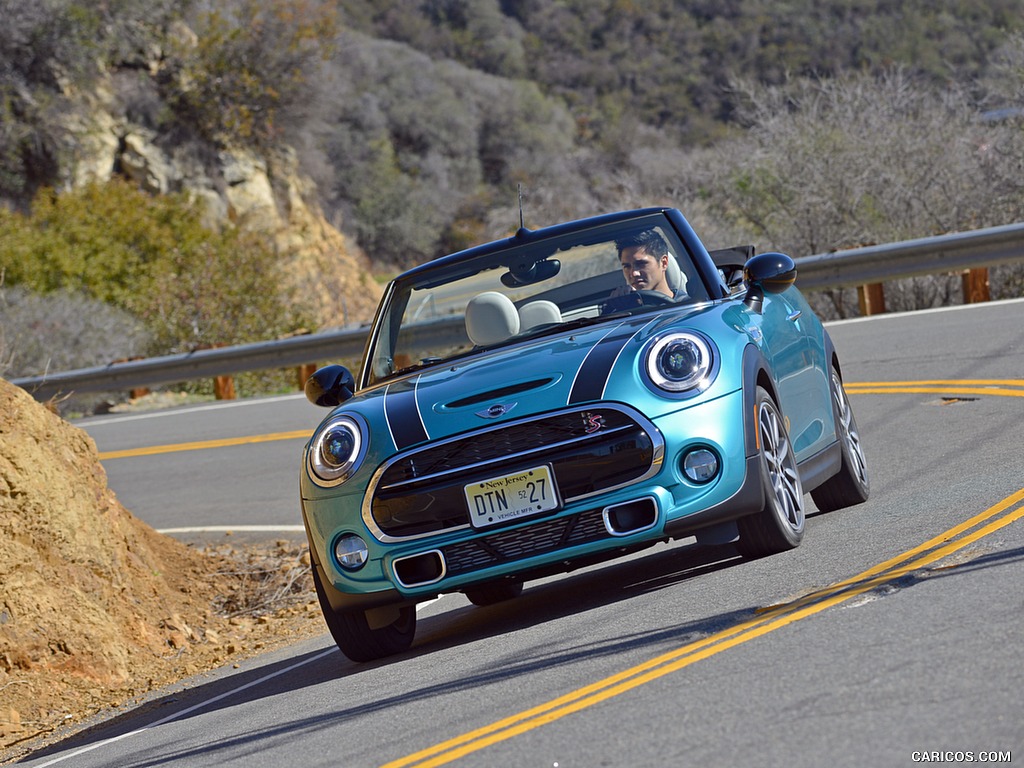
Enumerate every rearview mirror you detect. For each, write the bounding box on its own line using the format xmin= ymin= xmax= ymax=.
xmin=501 ymin=258 xmax=561 ymax=287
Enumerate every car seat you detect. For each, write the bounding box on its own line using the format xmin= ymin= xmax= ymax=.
xmin=518 ymin=300 xmax=562 ymax=331
xmin=465 ymin=292 xmax=520 ymax=346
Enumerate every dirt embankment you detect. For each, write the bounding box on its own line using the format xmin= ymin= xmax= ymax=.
xmin=0 ymin=379 xmax=323 ymax=760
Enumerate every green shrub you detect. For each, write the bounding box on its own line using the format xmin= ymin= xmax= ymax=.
xmin=0 ymin=179 xmax=307 ymax=356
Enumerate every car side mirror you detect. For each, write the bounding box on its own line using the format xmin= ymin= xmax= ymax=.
xmin=742 ymin=252 xmax=797 ymax=313
xmin=304 ymin=364 xmax=356 ymax=407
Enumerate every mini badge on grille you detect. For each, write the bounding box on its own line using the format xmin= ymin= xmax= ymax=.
xmin=476 ymin=402 xmax=516 ymax=419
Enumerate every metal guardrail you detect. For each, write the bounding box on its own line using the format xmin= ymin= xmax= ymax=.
xmin=11 ymin=327 xmax=373 ymax=401
xmin=791 ymin=220 xmax=1024 ymax=291
xmin=11 ymin=221 xmax=1024 ymax=401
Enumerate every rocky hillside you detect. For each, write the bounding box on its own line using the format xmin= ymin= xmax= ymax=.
xmin=0 ymin=379 xmax=323 ymax=757
xmin=67 ymin=83 xmax=381 ymax=329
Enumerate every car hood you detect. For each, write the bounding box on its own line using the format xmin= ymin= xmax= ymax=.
xmin=343 ymin=304 xmax=749 ymax=454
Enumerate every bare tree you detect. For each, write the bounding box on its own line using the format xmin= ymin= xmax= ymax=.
xmin=684 ymin=69 xmax=1023 ymax=316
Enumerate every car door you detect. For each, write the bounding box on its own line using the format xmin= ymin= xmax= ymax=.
xmin=759 ymin=288 xmax=832 ymax=461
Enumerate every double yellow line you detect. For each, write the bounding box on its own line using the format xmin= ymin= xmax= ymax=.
xmin=384 ymin=486 xmax=1024 ymax=768
xmin=97 ymin=430 xmax=309 ymax=460
xmin=844 ymin=379 xmax=1024 ymax=398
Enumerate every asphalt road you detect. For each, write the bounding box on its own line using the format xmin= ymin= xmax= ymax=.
xmin=17 ymin=298 xmax=1024 ymax=768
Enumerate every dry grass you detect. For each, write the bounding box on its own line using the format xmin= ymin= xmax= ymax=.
xmin=207 ymin=542 xmax=315 ymax=618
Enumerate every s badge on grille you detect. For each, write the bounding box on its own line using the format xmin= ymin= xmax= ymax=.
xmin=583 ymin=411 xmax=605 ymax=433
xmin=476 ymin=402 xmax=517 ymax=419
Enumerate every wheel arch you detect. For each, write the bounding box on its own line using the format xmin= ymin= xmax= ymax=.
xmin=820 ymin=328 xmax=847 ymax=443
xmin=822 ymin=327 xmax=842 ymax=378
xmin=741 ymin=343 xmax=778 ymax=457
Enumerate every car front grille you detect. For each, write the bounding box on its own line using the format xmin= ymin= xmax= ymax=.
xmin=441 ymin=507 xmax=610 ymax=575
xmin=367 ymin=405 xmax=662 ymax=538
xmin=389 ymin=496 xmax=660 ymax=587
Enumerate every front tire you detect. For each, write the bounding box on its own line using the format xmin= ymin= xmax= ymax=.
xmin=811 ymin=368 xmax=870 ymax=512
xmin=312 ymin=566 xmax=416 ymax=662
xmin=736 ymin=387 xmax=805 ymax=558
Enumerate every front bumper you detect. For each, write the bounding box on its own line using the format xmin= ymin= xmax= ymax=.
xmin=303 ymin=390 xmax=760 ymax=607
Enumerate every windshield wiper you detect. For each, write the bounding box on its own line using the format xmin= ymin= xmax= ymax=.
xmin=517 ymin=311 xmax=633 ymax=340
xmin=392 ymin=348 xmax=479 ymax=377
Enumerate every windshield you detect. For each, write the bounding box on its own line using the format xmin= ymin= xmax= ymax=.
xmin=363 ymin=214 xmax=712 ymax=387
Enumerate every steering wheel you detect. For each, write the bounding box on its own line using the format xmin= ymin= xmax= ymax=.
xmin=633 ymin=290 xmax=677 ymax=306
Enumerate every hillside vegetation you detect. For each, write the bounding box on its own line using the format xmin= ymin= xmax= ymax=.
xmin=338 ymin=0 xmax=1023 ymax=141
xmin=3 ymin=0 xmax=1024 ymax=389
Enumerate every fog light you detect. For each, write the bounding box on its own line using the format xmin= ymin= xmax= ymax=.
xmin=334 ymin=534 xmax=369 ymax=570
xmin=683 ymin=448 xmax=719 ymax=483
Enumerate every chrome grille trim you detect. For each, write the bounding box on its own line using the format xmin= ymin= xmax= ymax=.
xmin=362 ymin=403 xmax=664 ymax=543
xmin=376 ymin=423 xmax=637 ymax=493
xmin=392 ymin=498 xmax=663 ymax=586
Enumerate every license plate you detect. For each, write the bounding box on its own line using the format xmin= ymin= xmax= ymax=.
xmin=465 ymin=465 xmax=559 ymax=529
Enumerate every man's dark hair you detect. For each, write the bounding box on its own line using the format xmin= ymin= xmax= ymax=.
xmin=615 ymin=229 xmax=668 ymax=259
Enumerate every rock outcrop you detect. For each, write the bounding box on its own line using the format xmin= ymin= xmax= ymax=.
xmin=0 ymin=379 xmax=322 ymax=754
xmin=66 ymin=84 xmax=381 ymax=329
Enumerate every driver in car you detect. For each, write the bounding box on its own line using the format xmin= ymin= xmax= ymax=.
xmin=619 ymin=229 xmax=675 ymax=296
xmin=602 ymin=229 xmax=686 ymax=312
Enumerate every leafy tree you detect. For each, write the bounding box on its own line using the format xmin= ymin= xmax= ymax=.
xmin=164 ymin=0 xmax=338 ymax=146
xmin=4 ymin=0 xmax=1024 ymax=304
xmin=336 ymin=0 xmax=1024 ymax=145
xmin=719 ymin=70 xmax=1016 ymax=252
xmin=0 ymin=179 xmax=306 ymax=354
xmin=310 ymin=31 xmax=577 ymax=267
xmin=686 ymin=67 xmax=1024 ymax=316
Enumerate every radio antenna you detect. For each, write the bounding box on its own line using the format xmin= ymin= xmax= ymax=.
xmin=518 ymin=183 xmax=525 ymax=230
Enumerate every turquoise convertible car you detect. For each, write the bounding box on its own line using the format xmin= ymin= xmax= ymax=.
xmin=300 ymin=207 xmax=869 ymax=661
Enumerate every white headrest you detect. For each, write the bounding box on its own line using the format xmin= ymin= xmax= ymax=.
xmin=518 ymin=300 xmax=562 ymax=330
xmin=665 ymin=253 xmax=685 ymax=292
xmin=465 ymin=291 xmax=520 ymax=346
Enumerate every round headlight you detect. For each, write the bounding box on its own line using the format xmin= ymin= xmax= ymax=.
xmin=647 ymin=332 xmax=714 ymax=392
xmin=308 ymin=415 xmax=365 ymax=486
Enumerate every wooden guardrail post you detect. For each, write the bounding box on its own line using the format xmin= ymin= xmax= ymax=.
xmin=213 ymin=373 xmax=236 ymax=400
xmin=297 ymin=362 xmax=317 ymax=390
xmin=962 ymin=267 xmax=991 ymax=304
xmin=113 ymin=357 xmax=151 ymax=399
xmin=857 ymin=283 xmax=886 ymax=316
xmin=202 ymin=343 xmax=236 ymax=399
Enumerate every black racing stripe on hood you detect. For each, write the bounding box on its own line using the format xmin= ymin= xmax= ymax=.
xmin=385 ymin=378 xmax=428 ymax=450
xmin=568 ymin=318 xmax=649 ymax=404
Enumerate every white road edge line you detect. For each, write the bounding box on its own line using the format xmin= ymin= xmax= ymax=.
xmin=73 ymin=392 xmax=306 ymax=426
xmin=30 ymin=646 xmax=339 ymax=767
xmin=30 ymin=592 xmax=446 ymax=767
xmin=824 ymin=295 xmax=1024 ymax=326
